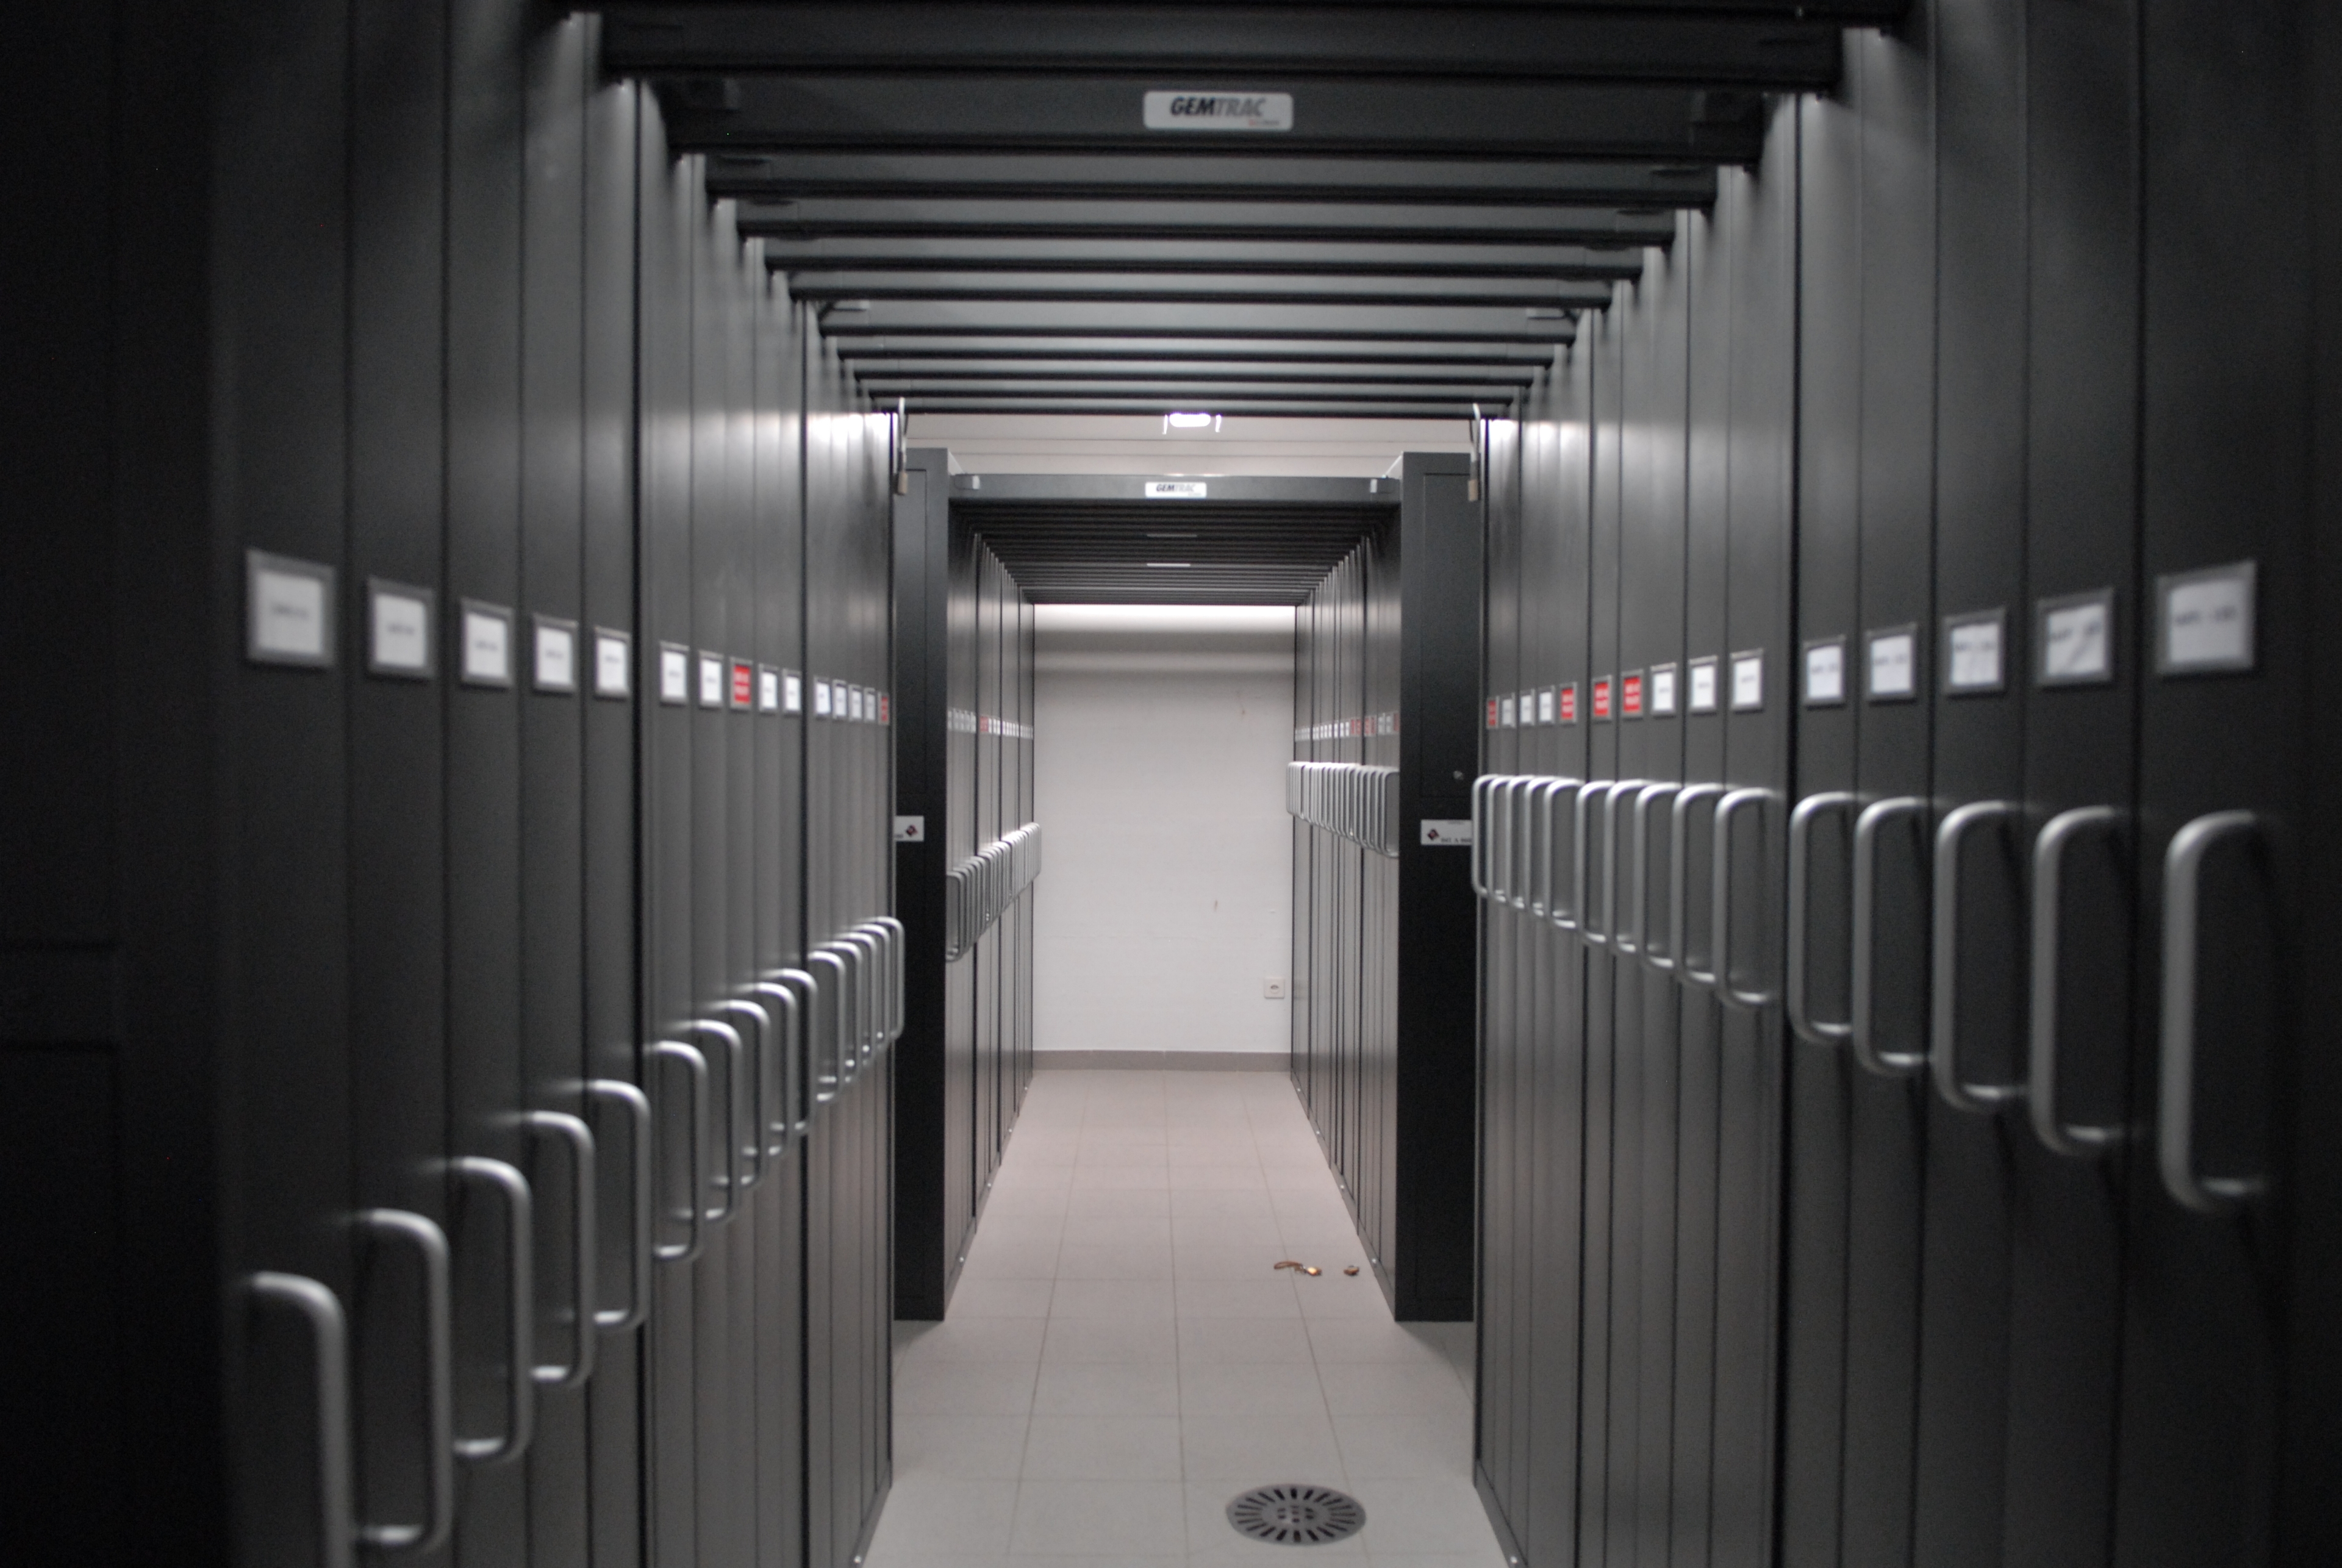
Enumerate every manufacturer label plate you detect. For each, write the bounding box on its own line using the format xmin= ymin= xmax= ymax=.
xmin=1145 ymin=480 xmax=1208 ymax=498
xmin=1420 ymin=819 xmax=1474 ymax=847
xmin=1143 ymin=91 xmax=1293 ymax=132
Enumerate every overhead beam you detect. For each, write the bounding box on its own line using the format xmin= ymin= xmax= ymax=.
xmin=855 ymin=360 xmax=1544 ymax=384
xmin=604 ymin=5 xmax=1841 ymax=87
xmin=736 ymin=198 xmax=1680 ymax=246
xmin=702 ymin=151 xmax=1718 ymax=209
xmin=862 ymin=379 xmax=1517 ymax=401
xmin=897 ymin=398 xmax=1493 ymax=417
xmin=812 ymin=300 xmax=1581 ymax=342
xmin=656 ymin=76 xmax=1769 ymax=162
xmin=788 ymin=270 xmax=1614 ymax=309
xmin=758 ymin=235 xmax=1647 ymax=281
xmin=831 ymin=336 xmax=1567 ymax=365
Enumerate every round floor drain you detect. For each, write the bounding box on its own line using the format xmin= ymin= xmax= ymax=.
xmin=1225 ymin=1483 xmax=1366 ymax=1546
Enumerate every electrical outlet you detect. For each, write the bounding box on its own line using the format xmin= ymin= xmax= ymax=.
xmin=1263 ymin=977 xmax=1287 ymax=1000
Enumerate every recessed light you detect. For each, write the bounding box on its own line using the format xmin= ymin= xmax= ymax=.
xmin=1165 ymin=411 xmax=1215 ymax=428
xmin=1147 ymin=562 xmax=1192 ymax=569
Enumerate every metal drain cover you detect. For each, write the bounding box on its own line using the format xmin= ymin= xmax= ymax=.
xmin=1226 ymin=1483 xmax=1366 ymax=1545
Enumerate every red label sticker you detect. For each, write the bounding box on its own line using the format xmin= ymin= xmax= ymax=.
xmin=1592 ymin=678 xmax=1613 ymax=720
xmin=879 ymin=694 xmax=890 ymax=725
xmin=1622 ymin=673 xmax=1644 ymax=717
xmin=1559 ymin=684 xmax=1578 ymax=723
xmin=731 ymin=660 xmax=754 ymax=708
xmin=1486 ymin=698 xmax=1499 ymax=729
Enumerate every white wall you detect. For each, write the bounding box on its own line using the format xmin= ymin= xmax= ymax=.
xmin=1033 ymin=604 xmax=1296 ymax=1056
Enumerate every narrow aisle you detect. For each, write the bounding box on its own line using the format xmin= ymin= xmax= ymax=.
xmin=870 ymin=1070 xmax=1500 ymax=1567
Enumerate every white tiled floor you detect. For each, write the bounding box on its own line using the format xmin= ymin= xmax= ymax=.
xmin=869 ymin=1069 xmax=1506 ymax=1568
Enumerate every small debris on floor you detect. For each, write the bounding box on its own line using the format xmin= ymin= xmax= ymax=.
xmin=1343 ymin=1265 xmax=1360 ymax=1276
xmin=1272 ymin=1259 xmax=1323 ymax=1276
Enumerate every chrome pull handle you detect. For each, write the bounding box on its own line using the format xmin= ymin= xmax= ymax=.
xmin=448 ymin=1156 xmax=534 ymax=1465
xmin=1509 ymin=778 xmax=1538 ymax=909
xmin=677 ymin=1020 xmax=745 ymax=1219
xmin=646 ymin=1039 xmax=710 ymax=1264
xmin=1487 ymin=776 xmax=1513 ymax=904
xmin=845 ymin=929 xmax=884 ymax=1062
xmin=349 ymin=1209 xmax=454 ymax=1553
xmin=1851 ymin=796 xmax=1931 ymax=1073
xmin=1599 ymin=779 xmax=1649 ymax=952
xmin=743 ymin=982 xmax=801 ymax=1155
xmin=1469 ymin=775 xmax=1492 ymax=897
xmin=583 ymin=1080 xmax=652 ymax=1331
xmin=1572 ymin=781 xmax=1605 ymax=945
xmin=2158 ymin=809 xmax=2270 ymax=1214
xmin=2027 ymin=806 xmax=2129 ymax=1158
xmin=1670 ymin=783 xmax=1728 ymax=987
xmin=240 ymin=1272 xmax=356 ymax=1568
xmin=518 ymin=1111 xmax=596 ymax=1387
xmin=1632 ymin=782 xmax=1683 ymax=969
xmin=1712 ymin=787 xmax=1782 ymax=1009
xmin=768 ymin=967 xmax=820 ymax=1138
xmin=808 ymin=950 xmax=849 ymax=1104
xmin=706 ymin=1000 xmax=771 ymax=1187
xmin=1539 ymin=779 xmax=1583 ymax=927
xmin=1930 ymin=801 xmax=2029 ymax=1114
xmin=872 ymin=915 xmax=907 ymax=1042
xmin=1788 ymin=792 xmax=1858 ymax=1042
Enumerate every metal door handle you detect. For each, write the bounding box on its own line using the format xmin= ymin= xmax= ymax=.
xmin=677 ymin=1020 xmax=744 ymax=1220
xmin=1539 ymin=779 xmax=1584 ymax=928
xmin=705 ymin=1000 xmax=770 ymax=1187
xmin=842 ymin=930 xmax=883 ymax=1063
xmin=1788 ymin=792 xmax=1857 ymax=1043
xmin=1486 ymin=776 xmax=1514 ymax=903
xmin=1711 ymin=787 xmax=1782 ymax=1009
xmin=448 ymin=1156 xmax=534 ymax=1464
xmin=1470 ymin=775 xmax=1496 ymax=897
xmin=742 ymin=983 xmax=801 ymax=1155
xmin=582 ymin=1080 xmax=651 ymax=1330
xmin=241 ymin=1272 xmax=355 ymax=1568
xmin=1850 ymin=796 xmax=1930 ymax=1073
xmin=767 ymin=968 xmax=820 ymax=1138
xmin=1632 ymin=782 xmax=1683 ymax=969
xmin=1591 ymin=780 xmax=1647 ymax=948
xmin=1510 ymin=777 xmax=1538 ymax=909
xmin=1527 ymin=778 xmax=1557 ymax=918
xmin=1570 ymin=781 xmax=1602 ymax=945
xmin=2027 ymin=806 xmax=2128 ymax=1158
xmin=872 ymin=916 xmax=906 ymax=1041
xmin=646 ymin=1039 xmax=710 ymax=1264
xmin=349 ymin=1209 xmax=454 ymax=1553
xmin=518 ymin=1111 xmax=596 ymax=1387
xmin=1930 ymin=800 xmax=2028 ymax=1114
xmin=808 ymin=950 xmax=850 ymax=1103
xmin=1670 ymin=782 xmax=1727 ymax=987
xmin=2158 ymin=809 xmax=2269 ymax=1214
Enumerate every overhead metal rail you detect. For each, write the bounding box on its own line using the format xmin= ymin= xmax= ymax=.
xmin=701 ymin=152 xmax=1720 ymax=210
xmin=758 ymin=237 xmax=1649 ymax=281
xmin=788 ymin=270 xmax=1614 ymax=310
xmin=853 ymin=361 xmax=1543 ymax=385
xmin=735 ymin=198 xmax=1681 ymax=247
xmin=656 ymin=75 xmax=1774 ymax=162
xmin=812 ymin=301 xmax=1580 ymax=344
xmin=829 ymin=337 xmax=1569 ymax=367
xmin=864 ymin=379 xmax=1517 ymax=404
xmin=603 ymin=4 xmax=1848 ymax=87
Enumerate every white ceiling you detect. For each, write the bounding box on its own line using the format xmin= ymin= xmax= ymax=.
xmin=904 ymin=413 xmax=1473 ymax=478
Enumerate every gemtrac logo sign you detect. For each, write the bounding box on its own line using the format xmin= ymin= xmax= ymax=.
xmin=1142 ymin=91 xmax=1294 ymax=132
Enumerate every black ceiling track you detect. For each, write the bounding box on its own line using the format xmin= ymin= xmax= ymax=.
xmin=611 ymin=0 xmax=1908 ymax=415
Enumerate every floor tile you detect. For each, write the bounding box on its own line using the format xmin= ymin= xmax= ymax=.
xmin=1315 ymin=1362 xmax=1475 ymax=1418
xmin=1331 ymin=1412 xmax=1471 ymax=1480
xmin=1177 ymin=1359 xmax=1327 ymax=1416
xmin=1304 ymin=1320 xmax=1452 ymax=1366
xmin=1179 ymin=1411 xmax=1346 ymax=1484
xmin=960 ymin=1239 xmax=1064 ymax=1281
xmin=1056 ymin=1239 xmax=1176 ymax=1280
xmin=1183 ymin=1486 xmax=1367 ymax=1563
xmin=1022 ymin=1414 xmax=1184 ymax=1481
xmin=1346 ymin=1479 xmax=1505 ymax=1556
xmin=893 ymin=1415 xmax=1031 ymax=1481
xmin=1174 ymin=1276 xmax=1302 ymax=1316
xmin=945 ymin=1278 xmax=1056 ymax=1319
xmin=1032 ymin=1359 xmax=1183 ymax=1416
xmin=1176 ymin=1316 xmax=1316 ymax=1364
xmin=1051 ymin=1278 xmax=1179 ymax=1320
xmin=1010 ymin=1480 xmax=1190 ymax=1555
xmin=900 ymin=1316 xmax=1048 ymax=1365
xmin=865 ymin=1475 xmax=1019 ymax=1556
xmin=1042 ymin=1316 xmax=1179 ymax=1364
xmin=897 ymin=1361 xmax=1039 ymax=1416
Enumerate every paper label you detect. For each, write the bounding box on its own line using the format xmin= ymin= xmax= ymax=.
xmin=698 ymin=653 xmax=724 ymax=708
xmin=370 ymin=587 xmax=430 ymax=676
xmin=535 ymin=621 xmax=576 ymax=692
xmin=1649 ymin=664 xmax=1678 ymax=715
xmin=249 ymin=553 xmax=334 ymax=667
xmin=1867 ymin=631 xmax=1916 ymax=701
xmin=1689 ymin=657 xmax=1719 ymax=713
xmin=463 ymin=606 xmax=511 ymax=687
xmin=1946 ymin=614 xmax=2004 ymax=692
xmin=1730 ymin=651 xmax=1764 ymax=711
xmin=2040 ymin=592 xmax=2112 ymax=685
xmin=595 ymin=632 xmax=630 ymax=698
xmin=660 ymin=645 xmax=689 ymax=705
xmin=1805 ymin=640 xmax=1844 ymax=706
xmin=2160 ymin=562 xmax=2254 ymax=674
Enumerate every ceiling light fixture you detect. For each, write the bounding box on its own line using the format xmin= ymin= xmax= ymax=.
xmin=1146 ymin=562 xmax=1193 ymax=569
xmin=1162 ymin=411 xmax=1221 ymax=432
